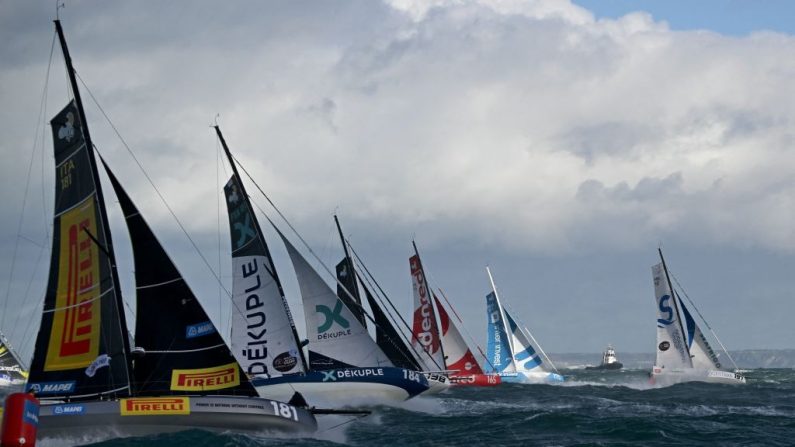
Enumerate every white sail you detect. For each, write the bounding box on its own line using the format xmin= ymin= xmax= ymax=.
xmin=679 ymin=297 xmax=722 ymax=370
xmin=504 ymin=310 xmax=549 ymax=374
xmin=433 ymin=294 xmax=483 ymax=375
xmin=651 ymin=262 xmax=692 ymax=369
xmin=226 ymin=178 xmax=305 ymax=378
xmin=279 ymin=232 xmax=392 ymax=369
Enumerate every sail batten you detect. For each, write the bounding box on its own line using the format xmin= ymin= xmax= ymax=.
xmin=103 ymin=162 xmax=254 ymax=397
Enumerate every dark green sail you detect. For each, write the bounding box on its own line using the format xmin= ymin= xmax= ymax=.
xmin=26 ymin=100 xmax=132 ymax=400
xmin=103 ymin=163 xmax=255 ymax=396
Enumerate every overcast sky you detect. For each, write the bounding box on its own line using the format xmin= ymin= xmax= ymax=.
xmin=0 ymin=1 xmax=793 ymax=365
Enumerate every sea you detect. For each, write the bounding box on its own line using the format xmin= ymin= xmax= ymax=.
xmin=5 ymin=368 xmax=792 ymax=446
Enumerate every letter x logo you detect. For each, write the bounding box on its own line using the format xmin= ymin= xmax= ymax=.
xmin=321 ymin=370 xmax=337 ymax=382
xmin=234 ymin=213 xmax=256 ymax=249
xmin=317 ymin=301 xmax=350 ymax=333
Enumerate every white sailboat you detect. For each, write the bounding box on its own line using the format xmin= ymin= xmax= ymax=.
xmin=484 ymin=267 xmax=564 ymax=383
xmin=217 ymin=128 xmax=429 ymax=404
xmin=650 ymin=249 xmax=746 ymax=386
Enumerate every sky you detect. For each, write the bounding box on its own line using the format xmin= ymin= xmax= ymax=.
xmin=0 ymin=0 xmax=793 ymax=366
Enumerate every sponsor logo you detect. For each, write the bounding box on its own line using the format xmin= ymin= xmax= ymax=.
xmin=658 ymin=341 xmax=670 ymax=351
xmin=84 ymin=354 xmax=111 ymax=377
xmin=273 ymin=351 xmax=298 ymax=373
xmin=57 ymin=111 xmax=77 ymax=143
xmin=185 ymin=321 xmax=216 ymax=339
xmin=170 ymin=362 xmax=240 ymax=391
xmin=657 ymin=295 xmax=674 ymax=327
xmin=335 ymin=368 xmax=385 ymax=379
xmin=23 ymin=400 xmax=39 ymax=427
xmin=317 ymin=301 xmax=350 ymax=333
xmin=236 ymin=257 xmax=271 ymax=376
xmin=321 ymin=370 xmax=337 ymax=382
xmin=26 ymin=381 xmax=76 ymax=395
xmin=53 ymin=404 xmax=85 ymax=415
xmin=410 ymin=256 xmax=440 ymax=355
xmin=45 ymin=199 xmax=101 ymax=371
xmin=120 ymin=397 xmax=190 ymax=416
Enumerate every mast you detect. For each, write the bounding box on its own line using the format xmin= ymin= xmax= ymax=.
xmin=658 ymin=248 xmax=692 ymax=362
xmin=53 ymin=19 xmax=134 ymax=390
xmin=333 ymin=215 xmax=366 ymax=326
xmin=411 ymin=241 xmax=446 ymax=367
xmin=485 ymin=266 xmax=515 ymax=360
xmin=214 ymin=125 xmax=309 ymax=373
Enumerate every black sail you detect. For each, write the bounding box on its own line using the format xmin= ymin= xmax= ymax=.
xmin=26 ymin=101 xmax=132 ymax=400
xmin=103 ymin=163 xmax=255 ymax=397
xmin=335 ymin=259 xmax=366 ymax=327
xmin=360 ymin=282 xmax=420 ymax=370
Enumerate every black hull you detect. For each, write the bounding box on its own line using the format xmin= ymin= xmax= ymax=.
xmin=585 ymin=363 xmax=623 ymax=371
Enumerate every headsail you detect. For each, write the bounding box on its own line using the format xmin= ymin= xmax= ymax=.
xmin=333 ymin=215 xmax=366 ymax=327
xmin=504 ymin=310 xmax=546 ymax=373
xmin=361 ymin=279 xmax=420 ymax=370
xmin=104 ymin=164 xmax=255 ymax=396
xmin=224 ymin=176 xmax=305 ymax=378
xmin=679 ymin=295 xmax=722 ymax=370
xmin=651 ymin=262 xmax=692 ymax=369
xmin=433 ymin=294 xmax=483 ymax=376
xmin=26 ymin=100 xmax=132 ymax=400
xmin=485 ymin=292 xmax=515 ymax=373
xmin=277 ymin=231 xmax=392 ymax=369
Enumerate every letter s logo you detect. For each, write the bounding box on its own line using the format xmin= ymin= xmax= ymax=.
xmin=657 ymin=295 xmax=674 ymax=327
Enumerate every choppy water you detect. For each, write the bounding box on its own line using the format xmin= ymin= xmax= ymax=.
xmin=6 ymin=368 xmax=794 ymax=446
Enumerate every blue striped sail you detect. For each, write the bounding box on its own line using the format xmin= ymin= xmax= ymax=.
xmin=485 ymin=292 xmax=514 ymax=373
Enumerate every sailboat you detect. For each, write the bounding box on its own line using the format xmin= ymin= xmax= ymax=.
xmin=15 ymin=19 xmax=316 ymax=439
xmin=216 ymin=127 xmax=428 ymax=405
xmin=484 ymin=267 xmax=564 ymax=383
xmin=650 ymin=249 xmax=746 ymax=385
xmin=0 ymin=333 xmax=27 ymax=388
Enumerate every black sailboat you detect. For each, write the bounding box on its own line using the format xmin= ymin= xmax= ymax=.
xmin=21 ymin=19 xmax=316 ymax=439
xmin=216 ymin=126 xmax=429 ymax=404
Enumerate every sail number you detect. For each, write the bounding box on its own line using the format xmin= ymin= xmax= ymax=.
xmin=269 ymin=401 xmax=299 ymax=421
xmin=403 ymin=370 xmax=422 ymax=383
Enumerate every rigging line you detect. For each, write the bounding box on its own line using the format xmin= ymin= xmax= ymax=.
xmin=74 ymin=72 xmax=234 ymax=303
xmin=669 ymin=271 xmax=740 ymax=371
xmin=318 ymin=413 xmax=370 ymax=432
xmin=437 ymin=287 xmax=496 ymax=371
xmin=3 ymin=31 xmax=57 ymax=338
xmin=216 ymin=134 xmax=223 ymax=337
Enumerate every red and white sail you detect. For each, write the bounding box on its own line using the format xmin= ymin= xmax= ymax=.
xmin=409 ymin=255 xmax=445 ymax=371
xmin=433 ymin=294 xmax=483 ymax=376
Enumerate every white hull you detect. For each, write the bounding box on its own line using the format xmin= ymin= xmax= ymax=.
xmin=34 ymin=395 xmax=316 ymax=442
xmin=419 ymin=374 xmax=451 ymax=395
xmin=651 ymin=367 xmax=746 ymax=386
xmin=500 ymin=371 xmax=564 ymax=384
xmin=256 ymin=381 xmax=412 ymax=406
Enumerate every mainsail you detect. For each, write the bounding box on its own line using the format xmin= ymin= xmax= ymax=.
xmin=485 ymin=291 xmax=515 ymax=373
xmin=26 ymin=100 xmax=132 ymax=400
xmin=104 ymin=164 xmax=254 ymax=396
xmin=651 ymin=262 xmax=692 ymax=369
xmin=224 ymin=175 xmax=305 ymax=378
xmin=278 ymin=230 xmax=392 ymax=369
xmin=409 ymin=252 xmax=445 ymax=371
xmin=433 ymin=294 xmax=483 ymax=376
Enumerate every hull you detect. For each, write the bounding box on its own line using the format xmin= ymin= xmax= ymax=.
xmin=252 ymin=367 xmax=429 ymax=405
xmin=651 ymin=367 xmax=746 ymax=386
xmin=419 ymin=373 xmax=452 ymax=395
xmin=36 ymin=395 xmax=316 ymax=441
xmin=499 ymin=371 xmax=564 ymax=384
xmin=585 ymin=362 xmax=623 ymax=371
xmin=450 ymin=374 xmax=501 ymax=387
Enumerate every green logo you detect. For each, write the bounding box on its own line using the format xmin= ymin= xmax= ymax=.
xmin=317 ymin=301 xmax=350 ymax=333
